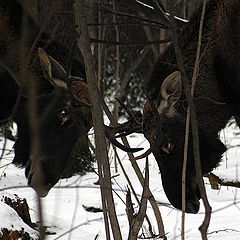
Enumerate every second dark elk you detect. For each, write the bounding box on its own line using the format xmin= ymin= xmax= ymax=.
xmin=143 ymin=0 xmax=240 ymax=213
xmin=117 ymin=0 xmax=240 ymax=213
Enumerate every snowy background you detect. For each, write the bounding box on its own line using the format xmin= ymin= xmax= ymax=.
xmin=0 ymin=121 xmax=239 ymax=239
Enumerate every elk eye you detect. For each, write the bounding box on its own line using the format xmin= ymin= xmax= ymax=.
xmin=161 ymin=141 xmax=174 ymax=154
xmin=58 ymin=109 xmax=70 ymax=125
xmin=72 ymin=102 xmax=80 ymax=107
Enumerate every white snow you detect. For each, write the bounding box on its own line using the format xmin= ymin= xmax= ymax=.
xmin=0 ymin=123 xmax=239 ymax=239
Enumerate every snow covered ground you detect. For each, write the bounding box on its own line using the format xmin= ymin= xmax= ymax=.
xmin=0 ymin=123 xmax=239 ymax=239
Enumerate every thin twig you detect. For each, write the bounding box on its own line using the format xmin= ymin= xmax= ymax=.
xmin=128 ymin=158 xmax=149 ymax=240
xmin=19 ymin=10 xmax=45 ymax=240
xmin=182 ymin=1 xmax=207 ymax=239
xmin=99 ymin=4 xmax=169 ymax=28
xmin=112 ymin=147 xmax=155 ymax=237
xmin=169 ymin=1 xmax=211 ymax=239
xmin=90 ymin=38 xmax=171 ymax=46
xmin=113 ymin=0 xmax=120 ymax=173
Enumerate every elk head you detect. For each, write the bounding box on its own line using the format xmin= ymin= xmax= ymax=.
xmin=143 ymin=71 xmax=226 ymax=213
xmin=13 ymin=48 xmax=92 ymax=197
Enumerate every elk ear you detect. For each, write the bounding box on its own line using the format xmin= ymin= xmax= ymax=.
xmin=160 ymin=71 xmax=182 ymax=106
xmin=38 ymin=48 xmax=68 ymax=89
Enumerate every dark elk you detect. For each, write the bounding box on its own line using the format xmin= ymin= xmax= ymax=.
xmin=143 ymin=0 xmax=240 ymax=213
xmin=116 ymin=0 xmax=240 ymax=213
xmin=21 ymin=48 xmax=94 ymax=197
xmin=0 ymin=0 xmax=92 ymax=197
xmin=0 ymin=0 xmax=138 ymax=197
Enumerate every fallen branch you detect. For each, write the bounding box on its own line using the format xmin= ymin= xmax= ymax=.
xmin=3 ymin=196 xmax=36 ymax=229
xmin=205 ymin=173 xmax=240 ymax=189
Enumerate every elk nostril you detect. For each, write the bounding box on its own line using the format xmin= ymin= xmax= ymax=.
xmin=41 ymin=160 xmax=48 ymax=170
xmin=186 ymin=199 xmax=200 ymax=214
xmin=25 ymin=167 xmax=30 ymax=178
xmin=28 ymin=173 xmax=33 ymax=185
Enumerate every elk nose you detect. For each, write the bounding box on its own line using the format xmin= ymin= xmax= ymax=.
xmin=186 ymin=199 xmax=200 ymax=214
xmin=28 ymin=172 xmax=49 ymax=197
xmin=26 ymin=158 xmax=50 ymax=197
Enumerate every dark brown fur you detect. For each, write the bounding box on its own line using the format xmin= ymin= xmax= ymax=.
xmin=0 ymin=0 xmax=92 ymax=196
xmin=143 ymin=0 xmax=240 ymax=213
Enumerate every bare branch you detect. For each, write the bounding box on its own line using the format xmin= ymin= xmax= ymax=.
xmin=182 ymin=0 xmax=208 ymax=239
xmin=90 ymin=38 xmax=171 ymax=46
xmin=128 ymin=158 xmax=149 ymax=240
xmin=74 ymin=2 xmax=122 ymax=239
xmin=205 ymin=173 xmax=240 ymax=189
xmin=168 ymin=1 xmax=211 ymax=239
xmin=126 ymin=188 xmax=135 ymax=224
xmin=113 ymin=148 xmax=155 ymax=237
xmin=99 ymin=4 xmax=169 ymax=29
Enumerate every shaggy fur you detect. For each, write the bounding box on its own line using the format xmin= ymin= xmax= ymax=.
xmin=143 ymin=0 xmax=240 ymax=213
xmin=0 ymin=0 xmax=93 ymax=196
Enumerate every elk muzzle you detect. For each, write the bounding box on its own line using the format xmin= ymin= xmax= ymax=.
xmin=26 ymin=156 xmax=55 ymax=197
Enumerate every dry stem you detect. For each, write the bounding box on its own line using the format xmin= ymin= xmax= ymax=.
xmin=74 ymin=2 xmax=122 ymax=239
